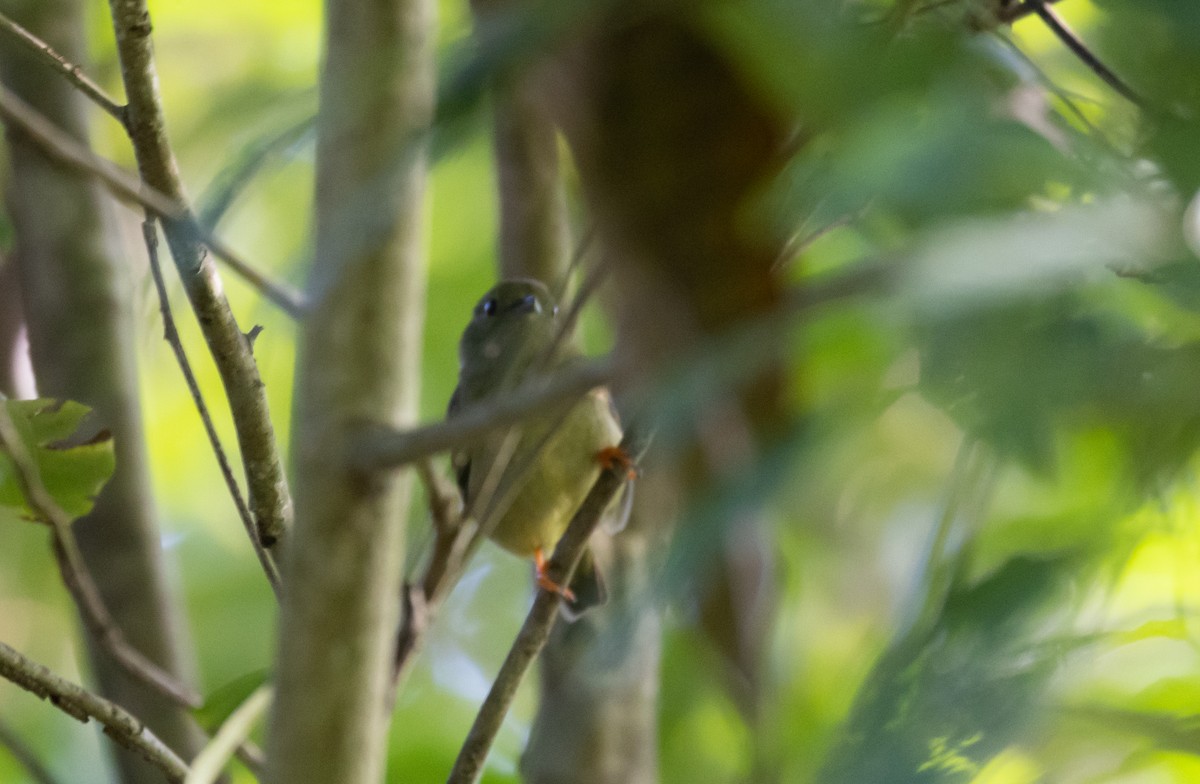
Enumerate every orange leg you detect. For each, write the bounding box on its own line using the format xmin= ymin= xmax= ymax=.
xmin=535 ymin=547 xmax=575 ymax=602
xmin=596 ymin=445 xmax=639 ymax=480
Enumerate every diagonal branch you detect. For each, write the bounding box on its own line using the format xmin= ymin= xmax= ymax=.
xmin=0 ymin=397 xmax=202 ymax=709
xmin=354 ymin=356 xmax=615 ymax=471
xmin=446 ymin=431 xmax=638 ymax=784
xmin=0 ymin=639 xmax=189 ymax=783
xmin=110 ymin=0 xmax=294 ymax=547
xmin=0 ymin=82 xmax=305 ymax=318
xmin=141 ymin=218 xmax=282 ymax=598
xmin=1023 ymin=0 xmax=1145 ymax=107
xmin=995 ymin=0 xmax=1065 ymax=24
xmin=0 ymin=10 xmax=125 ymax=124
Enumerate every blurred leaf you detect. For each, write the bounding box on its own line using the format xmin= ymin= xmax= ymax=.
xmin=1067 ymin=704 xmax=1200 ymax=756
xmin=198 ymin=113 xmax=315 ymax=231
xmin=1114 ymin=618 xmax=1190 ymax=645
xmin=195 ymin=669 xmax=271 ymax=731
xmin=918 ymin=289 xmax=1200 ymax=482
xmin=0 ymin=398 xmax=115 ymax=522
xmin=821 ymin=555 xmax=1071 ymax=783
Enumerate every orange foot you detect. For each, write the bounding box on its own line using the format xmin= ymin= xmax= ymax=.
xmin=597 ymin=445 xmax=639 ymax=481
xmin=534 ymin=547 xmax=575 ymax=602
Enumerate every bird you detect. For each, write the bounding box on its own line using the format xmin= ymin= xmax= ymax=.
xmin=448 ymin=278 xmax=632 ymax=616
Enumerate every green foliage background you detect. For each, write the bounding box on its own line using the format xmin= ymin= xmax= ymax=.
xmin=4 ymin=0 xmax=1200 ymax=782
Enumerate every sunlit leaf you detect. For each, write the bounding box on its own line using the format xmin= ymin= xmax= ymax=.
xmin=0 ymin=398 xmax=115 ymax=522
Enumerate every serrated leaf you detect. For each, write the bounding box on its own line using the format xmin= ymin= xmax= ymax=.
xmin=0 ymin=398 xmax=115 ymax=521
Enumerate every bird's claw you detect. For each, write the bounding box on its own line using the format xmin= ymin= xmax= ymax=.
xmin=596 ymin=445 xmax=638 ymax=481
xmin=534 ymin=547 xmax=576 ymax=602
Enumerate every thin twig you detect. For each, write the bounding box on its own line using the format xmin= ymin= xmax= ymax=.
xmin=392 ymin=413 xmax=570 ymax=695
xmin=995 ymin=0 xmax=1065 ymax=24
xmin=0 ymin=83 xmax=306 ymax=317
xmin=102 ymin=1 xmax=295 ymax=545
xmin=446 ymin=431 xmax=638 ymax=784
xmin=355 ymin=356 xmax=615 ymax=471
xmin=396 ymin=402 xmax=572 ymax=695
xmin=414 ymin=458 xmax=462 ymax=537
xmin=1026 ymin=0 xmax=1145 ymax=107
xmin=0 ymin=717 xmax=61 ymax=784
xmin=0 ymin=397 xmax=201 ymax=708
xmin=233 ymin=740 xmax=267 ymax=781
xmin=543 ymin=258 xmax=606 ymax=363
xmin=141 ymin=218 xmax=282 ymax=599
xmin=0 ymin=10 xmax=125 ymax=124
xmin=774 ymin=206 xmax=868 ymax=271
xmin=0 ymin=639 xmax=189 ymax=783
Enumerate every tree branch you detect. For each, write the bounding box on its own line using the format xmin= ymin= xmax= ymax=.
xmin=106 ymin=0 xmax=294 ymax=547
xmin=264 ymin=0 xmax=434 ymax=775
xmin=446 ymin=431 xmax=638 ymax=784
xmin=995 ymin=0 xmax=1065 ymax=24
xmin=1023 ymin=0 xmax=1145 ymax=107
xmin=0 ymin=82 xmax=306 ymax=318
xmin=354 ymin=356 xmax=615 ymax=471
xmin=141 ymin=218 xmax=282 ymax=598
xmin=0 ymin=10 xmax=125 ymax=124
xmin=0 ymin=640 xmax=189 ymax=783
xmin=0 ymin=397 xmax=201 ymax=709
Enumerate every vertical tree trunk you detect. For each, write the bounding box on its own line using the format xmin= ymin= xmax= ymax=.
xmin=264 ymin=0 xmax=433 ymax=779
xmin=489 ymin=74 xmax=570 ymax=286
xmin=545 ymin=11 xmax=792 ymax=769
xmin=467 ymin=8 xmax=664 ymax=776
xmin=0 ymin=1 xmax=204 ymax=781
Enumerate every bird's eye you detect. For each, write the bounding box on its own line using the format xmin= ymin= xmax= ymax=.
xmin=481 ymin=298 xmax=498 ymax=316
xmin=520 ymin=294 xmax=542 ymax=314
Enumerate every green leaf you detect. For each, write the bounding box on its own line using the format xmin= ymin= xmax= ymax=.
xmin=195 ymin=669 xmax=272 ymax=731
xmin=0 ymin=398 xmax=115 ymax=522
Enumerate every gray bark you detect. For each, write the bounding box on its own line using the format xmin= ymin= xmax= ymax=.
xmin=264 ymin=0 xmax=433 ymax=779
xmin=0 ymin=1 xmax=204 ymax=781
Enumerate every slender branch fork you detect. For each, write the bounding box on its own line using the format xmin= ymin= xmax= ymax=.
xmin=0 ymin=398 xmax=201 ymax=709
xmin=141 ymin=218 xmax=283 ymax=597
xmin=0 ymin=639 xmax=189 ymax=783
xmin=0 ymin=83 xmax=305 ymax=318
xmin=0 ymin=13 xmax=305 ymax=318
xmin=113 ymin=0 xmax=295 ymax=549
xmin=0 ymin=11 xmax=125 ymax=123
xmin=0 ymin=83 xmax=285 ymax=594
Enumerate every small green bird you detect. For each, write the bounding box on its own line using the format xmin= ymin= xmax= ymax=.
xmin=449 ymin=279 xmax=630 ymax=615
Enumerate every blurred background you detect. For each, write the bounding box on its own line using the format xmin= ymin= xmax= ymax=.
xmin=4 ymin=0 xmax=1200 ymax=782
